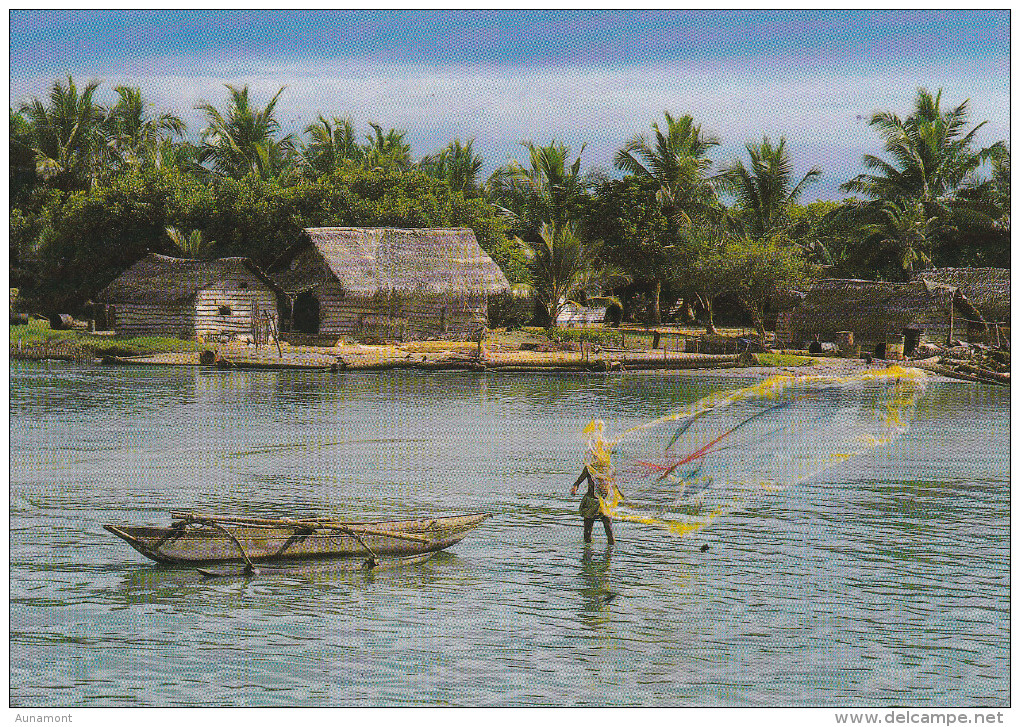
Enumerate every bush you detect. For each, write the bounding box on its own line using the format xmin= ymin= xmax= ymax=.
xmin=487 ymin=291 xmax=534 ymax=330
xmin=541 ymin=327 xmax=624 ymax=346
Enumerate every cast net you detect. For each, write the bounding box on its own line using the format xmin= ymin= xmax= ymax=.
xmin=583 ymin=366 xmax=927 ymax=536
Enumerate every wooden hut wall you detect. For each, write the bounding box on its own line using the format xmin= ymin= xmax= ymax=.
xmin=113 ymin=302 xmax=194 ymax=338
xmin=310 ymin=280 xmax=486 ymax=341
xmin=194 ymin=285 xmax=279 ymax=341
xmin=313 ymin=278 xmax=371 ymax=336
xmin=780 ymin=281 xmax=970 ymax=348
xmin=399 ymin=292 xmax=486 ymax=340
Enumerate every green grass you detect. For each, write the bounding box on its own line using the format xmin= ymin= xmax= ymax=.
xmin=752 ymin=353 xmax=816 ymax=367
xmin=542 ymin=327 xmax=627 ymax=346
xmin=11 ymin=319 xmax=203 ymax=359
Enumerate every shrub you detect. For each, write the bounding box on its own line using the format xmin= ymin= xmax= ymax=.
xmin=487 ymin=291 xmax=534 ymax=330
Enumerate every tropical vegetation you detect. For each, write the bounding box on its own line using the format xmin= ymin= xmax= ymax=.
xmin=9 ymin=78 xmax=1009 ymax=339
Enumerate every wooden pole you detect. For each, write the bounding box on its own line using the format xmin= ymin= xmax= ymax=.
xmin=947 ymin=302 xmax=955 ymax=345
xmin=266 ymin=311 xmax=282 ymax=358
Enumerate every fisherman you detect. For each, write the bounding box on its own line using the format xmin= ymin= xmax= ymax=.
xmin=570 ymin=419 xmax=620 ymax=545
xmin=571 ymin=465 xmax=615 ymax=545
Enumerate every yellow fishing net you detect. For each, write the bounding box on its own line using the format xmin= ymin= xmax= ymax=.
xmin=585 ymin=366 xmax=927 ymax=536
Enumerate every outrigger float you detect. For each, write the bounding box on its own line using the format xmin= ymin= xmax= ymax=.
xmin=104 ymin=511 xmax=492 ymax=577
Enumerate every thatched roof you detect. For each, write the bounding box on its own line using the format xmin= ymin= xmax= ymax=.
xmin=98 ymin=254 xmax=283 ymax=304
xmin=783 ymin=278 xmax=959 ymax=344
xmin=914 ymin=268 xmax=1010 ymax=322
xmin=274 ymin=227 xmax=511 ymax=296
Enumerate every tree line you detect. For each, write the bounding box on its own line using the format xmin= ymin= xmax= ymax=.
xmin=10 ymin=78 xmax=1010 ymax=336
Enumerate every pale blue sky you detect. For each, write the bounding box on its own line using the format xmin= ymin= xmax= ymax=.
xmin=10 ymin=10 xmax=1010 ymax=200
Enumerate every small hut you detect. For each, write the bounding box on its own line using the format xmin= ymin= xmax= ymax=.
xmin=555 ymin=302 xmax=607 ymax=328
xmin=914 ymin=268 xmax=1010 ymax=324
xmin=778 ymin=278 xmax=986 ymax=351
xmin=97 ymin=254 xmax=285 ymax=341
xmin=271 ymin=227 xmax=511 ymax=341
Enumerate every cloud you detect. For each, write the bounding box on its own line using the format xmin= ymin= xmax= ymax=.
xmin=10 ymin=55 xmax=1008 ymax=200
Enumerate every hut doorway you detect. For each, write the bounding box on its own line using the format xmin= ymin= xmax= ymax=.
xmin=293 ymin=292 xmax=320 ymax=335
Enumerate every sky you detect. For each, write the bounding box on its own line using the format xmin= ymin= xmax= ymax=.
xmin=9 ymin=10 xmax=1010 ymax=200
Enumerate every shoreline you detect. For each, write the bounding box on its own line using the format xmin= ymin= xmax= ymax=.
xmin=10 ymin=347 xmax=961 ymax=381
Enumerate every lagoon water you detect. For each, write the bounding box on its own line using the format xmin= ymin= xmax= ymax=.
xmin=9 ymin=362 xmax=1010 ymax=706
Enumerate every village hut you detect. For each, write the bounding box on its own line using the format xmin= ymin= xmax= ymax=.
xmin=271 ymin=227 xmax=511 ymax=341
xmin=777 ymin=278 xmax=987 ymax=352
xmin=97 ymin=254 xmax=285 ymax=341
xmin=913 ymin=268 xmax=1010 ymax=324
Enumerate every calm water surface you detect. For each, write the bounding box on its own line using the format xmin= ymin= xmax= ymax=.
xmin=9 ymin=362 xmax=1009 ymax=706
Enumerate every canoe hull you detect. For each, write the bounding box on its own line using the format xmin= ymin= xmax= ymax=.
xmin=104 ymin=513 xmax=491 ymax=565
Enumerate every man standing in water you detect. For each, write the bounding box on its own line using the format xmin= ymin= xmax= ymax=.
xmin=571 ymin=465 xmax=615 ymax=545
xmin=570 ymin=419 xmax=620 ymax=545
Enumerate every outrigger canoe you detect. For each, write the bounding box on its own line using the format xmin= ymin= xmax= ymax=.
xmin=104 ymin=511 xmax=492 ymax=571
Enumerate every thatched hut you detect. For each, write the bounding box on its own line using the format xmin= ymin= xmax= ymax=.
xmin=914 ymin=268 xmax=1010 ymax=324
xmin=97 ymin=254 xmax=285 ymax=341
xmin=271 ymin=227 xmax=511 ymax=341
xmin=778 ymin=278 xmax=986 ymax=350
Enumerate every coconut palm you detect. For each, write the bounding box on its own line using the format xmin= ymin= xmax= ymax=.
xmin=103 ymin=86 xmax=186 ymax=170
xmin=488 ymin=140 xmax=589 ymax=231
xmin=195 ymin=85 xmax=296 ymax=180
xmin=613 ymin=112 xmax=721 ymax=227
xmin=857 ymin=201 xmax=940 ymax=280
xmin=514 ymin=221 xmax=627 ymax=326
xmin=165 ymin=226 xmax=214 ymax=260
xmin=718 ymin=136 xmax=821 ymax=238
xmin=613 ymin=113 xmax=722 ymax=323
xmin=18 ymin=76 xmax=106 ymax=190
xmin=362 ymin=123 xmax=412 ymax=171
xmin=302 ymin=114 xmax=364 ymax=177
xmin=841 ymin=88 xmax=1005 ymax=206
xmin=419 ymin=138 xmax=484 ymax=196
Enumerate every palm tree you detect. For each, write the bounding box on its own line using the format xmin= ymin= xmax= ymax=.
xmin=104 ymin=86 xmax=186 ymax=171
xmin=195 ymin=85 xmax=296 ymax=180
xmin=10 ymin=109 xmax=37 ymax=196
xmin=613 ymin=112 xmax=722 ymax=323
xmin=362 ymin=122 xmax=411 ymax=171
xmin=165 ymin=227 xmax=214 ymax=260
xmin=419 ymin=138 xmax=484 ymax=196
xmin=858 ymin=201 xmax=939 ymax=280
xmin=841 ymin=88 xmax=1005 ymax=206
xmin=514 ymin=222 xmax=626 ymax=326
xmin=488 ymin=140 xmax=589 ymax=231
xmin=614 ymin=112 xmax=721 ymax=227
xmin=302 ymin=114 xmax=363 ymax=177
xmin=106 ymin=86 xmax=188 ymax=171
xmin=719 ymin=136 xmax=821 ymax=238
xmin=840 ymin=88 xmax=1007 ymax=272
xmin=18 ymin=76 xmax=106 ymax=190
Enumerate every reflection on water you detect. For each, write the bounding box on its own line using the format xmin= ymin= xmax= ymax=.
xmin=9 ymin=362 xmax=1010 ymax=707
xmin=578 ymin=545 xmax=618 ymax=630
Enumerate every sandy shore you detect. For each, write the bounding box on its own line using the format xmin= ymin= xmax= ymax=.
xmin=92 ymin=341 xmax=955 ymax=382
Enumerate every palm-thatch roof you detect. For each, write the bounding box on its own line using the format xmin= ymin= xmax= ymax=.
xmin=781 ymin=278 xmax=965 ymax=346
xmin=273 ymin=227 xmax=511 ymax=297
xmin=98 ymin=254 xmax=283 ymax=304
xmin=914 ymin=268 xmax=1010 ymax=322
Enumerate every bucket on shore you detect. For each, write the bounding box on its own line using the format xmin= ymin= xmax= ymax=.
xmin=885 ymin=333 xmax=905 ymax=361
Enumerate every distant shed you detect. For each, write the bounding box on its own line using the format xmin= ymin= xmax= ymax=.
xmin=914 ymin=267 xmax=1010 ymax=324
xmin=97 ymin=254 xmax=284 ymax=340
xmin=778 ymin=278 xmax=986 ymax=349
xmin=555 ymin=302 xmax=607 ymax=328
xmin=271 ymin=227 xmax=511 ymax=340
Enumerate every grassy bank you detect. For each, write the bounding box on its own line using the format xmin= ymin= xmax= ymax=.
xmin=10 ymin=319 xmax=202 ymax=360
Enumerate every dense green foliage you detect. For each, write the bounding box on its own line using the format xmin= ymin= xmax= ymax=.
xmin=10 ymin=78 xmax=1009 ymax=336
